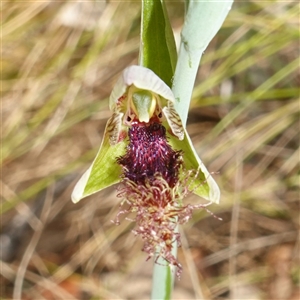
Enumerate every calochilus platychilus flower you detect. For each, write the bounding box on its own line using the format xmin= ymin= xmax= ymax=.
xmin=72 ymin=65 xmax=220 ymax=277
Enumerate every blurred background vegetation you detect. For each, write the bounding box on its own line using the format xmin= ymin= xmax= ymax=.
xmin=1 ymin=1 xmax=299 ymax=299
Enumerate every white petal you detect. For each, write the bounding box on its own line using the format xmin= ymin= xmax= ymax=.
xmin=71 ymin=166 xmax=92 ymax=203
xmin=109 ymin=65 xmax=175 ymax=110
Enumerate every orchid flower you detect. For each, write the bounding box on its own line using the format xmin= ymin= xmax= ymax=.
xmin=72 ymin=65 xmax=220 ymax=276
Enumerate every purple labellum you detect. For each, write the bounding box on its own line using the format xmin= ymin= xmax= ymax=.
xmin=117 ymin=120 xmax=182 ymax=189
xmin=116 ymin=118 xmax=188 ymax=278
xmin=115 ymin=117 xmax=218 ymax=278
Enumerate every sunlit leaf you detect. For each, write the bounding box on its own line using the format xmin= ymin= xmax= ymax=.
xmin=139 ymin=0 xmax=177 ymax=87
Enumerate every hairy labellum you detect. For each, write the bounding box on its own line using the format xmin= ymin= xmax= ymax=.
xmin=111 ymin=68 xmax=219 ymax=278
xmin=116 ymin=120 xmax=192 ymax=278
xmin=117 ymin=121 xmax=182 ymax=189
xmin=115 ymin=118 xmax=218 ymax=278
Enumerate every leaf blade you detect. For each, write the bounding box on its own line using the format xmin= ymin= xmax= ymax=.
xmin=139 ymin=0 xmax=177 ymax=87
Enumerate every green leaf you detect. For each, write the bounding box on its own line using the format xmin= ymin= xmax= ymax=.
xmin=139 ymin=0 xmax=177 ymax=87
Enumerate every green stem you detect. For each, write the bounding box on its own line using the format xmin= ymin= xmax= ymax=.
xmin=151 ymin=241 xmax=177 ymax=300
xmin=172 ymin=0 xmax=234 ymax=126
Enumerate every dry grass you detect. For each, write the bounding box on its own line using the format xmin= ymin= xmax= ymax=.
xmin=1 ymin=1 xmax=299 ymax=299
